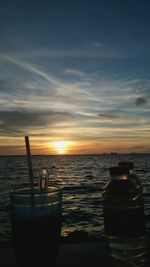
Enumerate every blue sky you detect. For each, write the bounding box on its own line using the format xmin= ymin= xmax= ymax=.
xmin=0 ymin=0 xmax=150 ymax=154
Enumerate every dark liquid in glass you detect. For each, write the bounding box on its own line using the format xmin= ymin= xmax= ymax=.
xmin=11 ymin=214 xmax=61 ymax=267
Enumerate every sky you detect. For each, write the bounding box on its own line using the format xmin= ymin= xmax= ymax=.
xmin=0 ymin=0 xmax=150 ymax=155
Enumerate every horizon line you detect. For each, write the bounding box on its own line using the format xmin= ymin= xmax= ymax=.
xmin=0 ymin=152 xmax=149 ymax=157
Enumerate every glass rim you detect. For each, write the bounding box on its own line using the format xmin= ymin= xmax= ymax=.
xmin=11 ymin=186 xmax=61 ymax=197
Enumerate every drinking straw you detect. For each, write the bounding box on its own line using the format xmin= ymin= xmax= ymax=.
xmin=25 ymin=135 xmax=35 ymax=205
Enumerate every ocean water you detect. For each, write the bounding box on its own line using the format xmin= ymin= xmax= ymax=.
xmin=0 ymin=154 xmax=150 ymax=242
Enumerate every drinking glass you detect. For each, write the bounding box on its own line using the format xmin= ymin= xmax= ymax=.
xmin=10 ymin=187 xmax=62 ymax=267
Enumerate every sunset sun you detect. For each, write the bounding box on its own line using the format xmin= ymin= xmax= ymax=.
xmin=51 ymin=141 xmax=70 ymax=154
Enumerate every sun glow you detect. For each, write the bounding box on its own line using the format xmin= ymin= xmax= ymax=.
xmin=51 ymin=141 xmax=71 ymax=154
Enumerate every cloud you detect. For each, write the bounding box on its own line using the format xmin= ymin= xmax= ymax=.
xmin=0 ymin=110 xmax=73 ymax=135
xmin=98 ymin=113 xmax=123 ymax=121
xmin=92 ymin=42 xmax=104 ymax=48
xmin=0 ymin=77 xmax=16 ymax=93
xmin=97 ymin=108 xmax=150 ymax=128
xmin=0 ymin=53 xmax=150 ymax=147
xmin=135 ymin=97 xmax=148 ymax=106
xmin=0 ymin=53 xmax=60 ymax=87
xmin=0 ymin=54 xmax=95 ymax=106
xmin=9 ymin=45 xmax=121 ymax=59
xmin=64 ymin=68 xmax=85 ymax=77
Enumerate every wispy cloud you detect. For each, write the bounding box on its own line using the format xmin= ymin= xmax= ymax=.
xmin=64 ymin=68 xmax=85 ymax=77
xmin=0 ymin=53 xmax=150 ymax=154
xmin=8 ymin=44 xmax=122 ymax=60
xmin=0 ymin=53 xmax=60 ymax=86
xmin=92 ymin=41 xmax=104 ymax=48
xmin=98 ymin=112 xmax=126 ymax=121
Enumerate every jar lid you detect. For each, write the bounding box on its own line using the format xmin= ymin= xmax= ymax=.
xmin=109 ymin=166 xmax=130 ymax=175
xmin=118 ymin=161 xmax=134 ymax=169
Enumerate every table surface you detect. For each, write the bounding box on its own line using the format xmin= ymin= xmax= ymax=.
xmin=0 ymin=241 xmax=149 ymax=267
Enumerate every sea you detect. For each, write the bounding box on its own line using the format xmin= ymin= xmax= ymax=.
xmin=0 ymin=153 xmax=150 ymax=243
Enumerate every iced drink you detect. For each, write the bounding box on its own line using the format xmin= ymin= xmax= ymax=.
xmin=10 ymin=187 xmax=62 ymax=267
